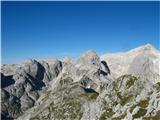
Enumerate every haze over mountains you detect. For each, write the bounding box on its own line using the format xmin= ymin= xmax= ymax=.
xmin=1 ymin=44 xmax=160 ymax=120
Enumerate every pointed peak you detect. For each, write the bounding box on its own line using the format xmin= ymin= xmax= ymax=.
xmin=142 ymin=43 xmax=155 ymax=49
xmin=76 ymin=50 xmax=100 ymax=67
xmin=63 ymin=56 xmax=72 ymax=63
xmin=80 ymin=50 xmax=98 ymax=58
xmin=24 ymin=59 xmax=38 ymax=64
xmin=83 ymin=50 xmax=96 ymax=55
xmin=128 ymin=43 xmax=156 ymax=53
xmin=81 ymin=50 xmax=97 ymax=57
xmin=79 ymin=50 xmax=99 ymax=62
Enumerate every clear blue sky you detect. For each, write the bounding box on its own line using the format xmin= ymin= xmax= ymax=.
xmin=2 ymin=1 xmax=159 ymax=64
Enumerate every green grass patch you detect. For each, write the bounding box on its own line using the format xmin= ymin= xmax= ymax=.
xmin=143 ymin=112 xmax=160 ymax=120
xmin=154 ymin=82 xmax=160 ymax=91
xmin=59 ymin=77 xmax=73 ymax=86
xmin=137 ymin=99 xmax=149 ymax=108
xmin=120 ymin=95 xmax=133 ymax=106
xmin=129 ymin=105 xmax=136 ymax=113
xmin=79 ymin=92 xmax=99 ymax=101
xmin=133 ymin=108 xmax=147 ymax=119
xmin=126 ymin=76 xmax=137 ymax=89
xmin=116 ymin=92 xmax=133 ymax=106
xmin=99 ymin=108 xmax=114 ymax=120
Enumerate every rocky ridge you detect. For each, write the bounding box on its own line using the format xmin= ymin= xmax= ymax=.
xmin=1 ymin=44 xmax=160 ymax=120
xmin=1 ymin=59 xmax=62 ymax=119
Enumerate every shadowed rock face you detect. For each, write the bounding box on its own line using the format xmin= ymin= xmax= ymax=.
xmin=1 ymin=44 xmax=160 ymax=120
xmin=1 ymin=73 xmax=15 ymax=88
xmin=100 ymin=60 xmax=111 ymax=75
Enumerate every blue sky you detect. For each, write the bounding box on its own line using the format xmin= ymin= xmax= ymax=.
xmin=2 ymin=1 xmax=159 ymax=64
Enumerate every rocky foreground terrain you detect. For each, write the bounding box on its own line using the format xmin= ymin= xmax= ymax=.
xmin=1 ymin=44 xmax=160 ymax=120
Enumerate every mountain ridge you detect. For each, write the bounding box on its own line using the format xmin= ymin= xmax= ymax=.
xmin=101 ymin=44 xmax=160 ymax=83
xmin=1 ymin=44 xmax=160 ymax=120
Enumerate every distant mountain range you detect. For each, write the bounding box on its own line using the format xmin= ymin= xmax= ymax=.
xmin=1 ymin=44 xmax=160 ymax=120
xmin=101 ymin=44 xmax=160 ymax=83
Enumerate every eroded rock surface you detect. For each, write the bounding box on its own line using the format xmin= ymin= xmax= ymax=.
xmin=1 ymin=59 xmax=62 ymax=119
xmin=1 ymin=44 xmax=160 ymax=120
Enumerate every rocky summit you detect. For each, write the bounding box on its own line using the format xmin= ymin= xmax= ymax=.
xmin=1 ymin=44 xmax=160 ymax=120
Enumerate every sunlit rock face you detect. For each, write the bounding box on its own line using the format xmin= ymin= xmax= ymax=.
xmin=1 ymin=59 xmax=62 ymax=119
xmin=1 ymin=44 xmax=160 ymax=120
xmin=101 ymin=44 xmax=160 ymax=83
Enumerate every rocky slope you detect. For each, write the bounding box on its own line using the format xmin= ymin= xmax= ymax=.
xmin=1 ymin=44 xmax=160 ymax=120
xmin=101 ymin=44 xmax=160 ymax=84
xmin=1 ymin=59 xmax=62 ymax=119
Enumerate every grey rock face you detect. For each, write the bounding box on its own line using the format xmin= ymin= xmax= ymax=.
xmin=1 ymin=59 xmax=62 ymax=119
xmin=101 ymin=44 xmax=160 ymax=83
xmin=15 ymin=51 xmax=114 ymax=120
xmin=18 ymin=63 xmax=160 ymax=120
xmin=76 ymin=50 xmax=100 ymax=67
xmin=1 ymin=44 xmax=160 ymax=120
xmin=128 ymin=52 xmax=160 ymax=83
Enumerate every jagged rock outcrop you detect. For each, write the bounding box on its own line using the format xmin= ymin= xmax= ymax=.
xmin=16 ymin=50 xmax=113 ymax=120
xmin=1 ymin=44 xmax=160 ymax=120
xmin=1 ymin=59 xmax=62 ymax=119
